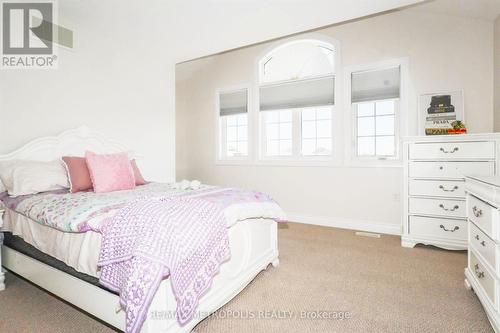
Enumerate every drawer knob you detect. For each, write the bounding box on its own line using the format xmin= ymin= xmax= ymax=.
xmin=440 ymin=147 xmax=459 ymax=154
xmin=439 ymin=224 xmax=459 ymax=232
xmin=439 ymin=204 xmax=459 ymax=212
xmin=475 ymin=235 xmax=480 ymax=240
xmin=472 ymin=206 xmax=483 ymax=217
xmin=439 ymin=185 xmax=459 ymax=192
xmin=474 ymin=264 xmax=485 ymax=279
xmin=481 ymin=241 xmax=486 ymax=247
xmin=439 ymin=166 xmax=444 ymax=170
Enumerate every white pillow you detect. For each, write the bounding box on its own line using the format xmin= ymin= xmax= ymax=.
xmin=0 ymin=159 xmax=70 ymax=197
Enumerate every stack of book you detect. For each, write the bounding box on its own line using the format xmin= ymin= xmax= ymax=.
xmin=425 ymin=115 xmax=454 ymax=135
xmin=425 ymin=117 xmax=466 ymax=135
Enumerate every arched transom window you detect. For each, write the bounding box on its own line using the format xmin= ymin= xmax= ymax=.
xmin=260 ymin=40 xmax=334 ymax=83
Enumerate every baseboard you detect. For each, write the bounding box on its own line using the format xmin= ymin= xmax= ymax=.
xmin=286 ymin=213 xmax=402 ymax=236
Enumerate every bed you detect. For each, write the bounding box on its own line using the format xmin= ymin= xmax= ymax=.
xmin=0 ymin=126 xmax=282 ymax=333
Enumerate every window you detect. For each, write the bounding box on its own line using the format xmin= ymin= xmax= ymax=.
xmin=225 ymin=114 xmax=248 ymax=157
xmin=301 ymin=107 xmax=332 ymax=156
xmin=355 ymin=100 xmax=396 ymax=157
xmin=215 ymin=35 xmax=405 ymax=166
xmin=264 ymin=110 xmax=292 ymax=156
xmin=218 ymin=88 xmax=249 ymax=159
xmin=258 ymin=39 xmax=336 ymax=159
xmin=260 ymin=40 xmax=334 ymax=83
xmin=351 ymin=66 xmax=400 ymax=159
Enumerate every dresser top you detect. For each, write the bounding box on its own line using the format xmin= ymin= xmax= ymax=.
xmin=466 ymin=175 xmax=500 ymax=188
xmin=404 ymin=133 xmax=500 ymax=142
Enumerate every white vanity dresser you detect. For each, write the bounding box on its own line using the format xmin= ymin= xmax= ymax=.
xmin=465 ymin=175 xmax=500 ymax=331
xmin=403 ymin=134 xmax=500 ymax=250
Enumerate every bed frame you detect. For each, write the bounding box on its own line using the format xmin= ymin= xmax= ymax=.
xmin=0 ymin=126 xmax=280 ymax=333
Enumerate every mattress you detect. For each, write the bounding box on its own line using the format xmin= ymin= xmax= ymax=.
xmin=2 ymin=208 xmax=101 ymax=277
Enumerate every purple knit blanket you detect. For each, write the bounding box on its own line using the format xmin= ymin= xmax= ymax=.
xmin=97 ymin=196 xmax=230 ymax=333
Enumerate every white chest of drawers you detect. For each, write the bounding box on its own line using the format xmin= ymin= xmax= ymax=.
xmin=402 ymin=134 xmax=500 ymax=250
xmin=464 ymin=175 xmax=500 ymax=332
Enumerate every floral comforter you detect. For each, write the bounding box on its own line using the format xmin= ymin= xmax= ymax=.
xmin=0 ymin=183 xmax=286 ymax=232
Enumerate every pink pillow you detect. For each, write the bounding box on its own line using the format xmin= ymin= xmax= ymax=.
xmin=62 ymin=156 xmax=93 ymax=193
xmin=85 ymin=151 xmax=136 ymax=193
xmin=131 ymin=160 xmax=146 ymax=185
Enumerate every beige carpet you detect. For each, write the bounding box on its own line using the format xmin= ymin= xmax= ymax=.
xmin=0 ymin=222 xmax=493 ymax=333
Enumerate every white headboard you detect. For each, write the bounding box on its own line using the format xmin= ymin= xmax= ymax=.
xmin=0 ymin=126 xmax=130 ymax=162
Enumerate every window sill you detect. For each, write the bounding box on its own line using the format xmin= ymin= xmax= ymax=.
xmin=214 ymin=158 xmax=403 ymax=168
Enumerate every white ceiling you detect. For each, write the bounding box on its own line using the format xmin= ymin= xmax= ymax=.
xmin=410 ymin=0 xmax=500 ymax=21
xmin=165 ymin=0 xmax=426 ymax=63
xmin=59 ymin=0 xmax=426 ymax=64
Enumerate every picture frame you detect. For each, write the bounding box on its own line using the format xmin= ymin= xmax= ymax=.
xmin=418 ymin=90 xmax=464 ymax=135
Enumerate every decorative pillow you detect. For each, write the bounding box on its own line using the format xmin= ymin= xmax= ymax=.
xmin=85 ymin=151 xmax=136 ymax=193
xmin=62 ymin=156 xmax=93 ymax=193
xmin=0 ymin=159 xmax=69 ymax=197
xmin=131 ymin=159 xmax=146 ymax=185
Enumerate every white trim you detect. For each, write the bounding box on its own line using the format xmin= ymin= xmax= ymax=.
xmin=287 ymin=213 xmax=402 ymax=236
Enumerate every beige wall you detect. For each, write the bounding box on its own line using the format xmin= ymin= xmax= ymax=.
xmin=495 ymin=15 xmax=500 ymax=131
xmin=176 ymin=7 xmax=495 ymax=234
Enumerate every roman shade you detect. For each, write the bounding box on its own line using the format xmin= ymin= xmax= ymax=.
xmin=219 ymin=89 xmax=248 ymax=116
xmin=351 ymin=67 xmax=400 ymax=103
xmin=259 ymin=76 xmax=334 ymax=111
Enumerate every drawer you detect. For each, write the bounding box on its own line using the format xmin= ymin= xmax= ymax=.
xmin=469 ymin=222 xmax=497 ymax=273
xmin=409 ymin=197 xmax=465 ymax=218
xmin=408 ymin=161 xmax=495 ymax=179
xmin=469 ymin=250 xmax=497 ymax=307
xmin=468 ymin=194 xmax=499 ymax=240
xmin=409 ymin=141 xmax=495 ymax=160
xmin=408 ymin=216 xmax=466 ymax=241
xmin=409 ymin=179 xmax=465 ymax=198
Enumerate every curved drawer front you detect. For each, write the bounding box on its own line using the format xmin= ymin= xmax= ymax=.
xmin=409 ymin=197 xmax=465 ymax=218
xmin=468 ymin=195 xmax=498 ymax=240
xmin=408 ymin=161 xmax=495 ymax=179
xmin=469 ymin=222 xmax=497 ymax=273
xmin=409 ymin=216 xmax=466 ymax=241
xmin=469 ymin=250 xmax=496 ymax=307
xmin=409 ymin=179 xmax=465 ymax=198
xmin=409 ymin=141 xmax=495 ymax=160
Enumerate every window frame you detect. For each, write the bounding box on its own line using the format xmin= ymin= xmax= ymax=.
xmin=215 ymin=84 xmax=252 ymax=164
xmin=344 ymin=58 xmax=408 ymax=167
xmin=255 ymin=34 xmax=342 ymax=166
